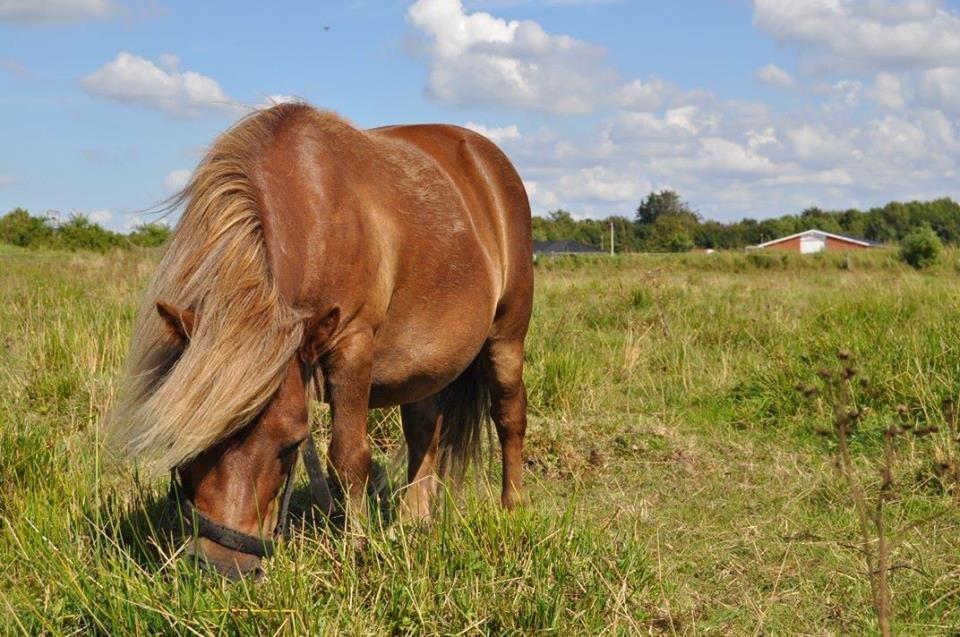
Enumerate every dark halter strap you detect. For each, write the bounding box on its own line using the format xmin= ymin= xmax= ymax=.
xmin=169 ymin=455 xmax=295 ymax=559
xmin=169 ymin=434 xmax=334 ymax=559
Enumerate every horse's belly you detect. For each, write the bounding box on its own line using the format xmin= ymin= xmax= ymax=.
xmin=367 ymin=335 xmax=484 ymax=407
xmin=366 ymin=305 xmax=493 ymax=408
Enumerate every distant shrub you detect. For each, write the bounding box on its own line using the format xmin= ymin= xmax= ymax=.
xmin=0 ymin=208 xmax=53 ymax=247
xmin=0 ymin=208 xmax=171 ymax=252
xmin=899 ymin=226 xmax=943 ymax=269
xmin=663 ymin=231 xmax=694 ymax=253
xmin=746 ymin=251 xmax=778 ymax=269
xmin=128 ymin=222 xmax=171 ymax=247
xmin=55 ymin=215 xmax=123 ymax=252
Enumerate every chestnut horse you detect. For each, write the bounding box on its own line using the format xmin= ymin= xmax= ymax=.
xmin=109 ymin=103 xmax=533 ymax=579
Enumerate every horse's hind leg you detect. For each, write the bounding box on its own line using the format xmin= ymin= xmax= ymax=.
xmin=482 ymin=338 xmax=528 ymax=509
xmin=400 ymin=397 xmax=443 ymax=521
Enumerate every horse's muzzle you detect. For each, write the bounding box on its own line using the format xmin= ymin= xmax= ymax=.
xmin=185 ymin=537 xmax=266 ymax=582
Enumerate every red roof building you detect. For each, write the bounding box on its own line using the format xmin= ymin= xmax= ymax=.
xmin=752 ymin=229 xmax=876 ymax=254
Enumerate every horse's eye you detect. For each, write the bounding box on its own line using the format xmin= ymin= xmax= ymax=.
xmin=279 ymin=440 xmax=303 ymax=458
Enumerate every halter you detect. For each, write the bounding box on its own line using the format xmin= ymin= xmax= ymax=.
xmin=169 ymin=434 xmax=334 ymax=559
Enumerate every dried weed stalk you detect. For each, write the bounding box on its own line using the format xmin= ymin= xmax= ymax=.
xmin=797 ymin=350 xmax=941 ymax=637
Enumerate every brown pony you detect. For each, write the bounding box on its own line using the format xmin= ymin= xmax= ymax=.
xmin=109 ymin=103 xmax=533 ymax=579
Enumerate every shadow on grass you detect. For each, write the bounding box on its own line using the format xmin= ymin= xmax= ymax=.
xmin=92 ymin=459 xmax=398 ymax=574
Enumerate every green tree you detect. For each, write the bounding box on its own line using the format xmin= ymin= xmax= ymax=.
xmin=635 ymin=190 xmax=690 ymax=225
xmin=899 ymin=225 xmax=942 ymax=269
xmin=635 ymin=190 xmax=700 ymax=251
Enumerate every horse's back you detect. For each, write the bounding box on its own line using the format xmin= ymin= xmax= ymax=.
xmin=253 ymin=108 xmax=533 ymax=406
xmin=368 ymin=123 xmax=533 ymax=322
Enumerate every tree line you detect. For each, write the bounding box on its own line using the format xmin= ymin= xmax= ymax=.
xmin=0 ymin=208 xmax=171 ymax=252
xmin=6 ymin=192 xmax=960 ymax=254
xmin=533 ymin=191 xmax=960 ymax=252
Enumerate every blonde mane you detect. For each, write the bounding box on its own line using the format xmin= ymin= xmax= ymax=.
xmin=109 ymin=105 xmax=309 ymax=472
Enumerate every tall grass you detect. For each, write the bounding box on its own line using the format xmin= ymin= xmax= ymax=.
xmin=2 ymin=247 xmax=959 ymax=634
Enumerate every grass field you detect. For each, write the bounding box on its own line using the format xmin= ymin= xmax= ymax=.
xmin=2 ymin=245 xmax=959 ymax=635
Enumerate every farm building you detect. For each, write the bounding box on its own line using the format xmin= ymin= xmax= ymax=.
xmin=533 ymin=240 xmax=601 ymax=255
xmin=751 ymin=229 xmax=876 ymax=254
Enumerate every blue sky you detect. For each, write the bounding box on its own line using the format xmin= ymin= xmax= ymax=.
xmin=4 ymin=0 xmax=960 ymax=230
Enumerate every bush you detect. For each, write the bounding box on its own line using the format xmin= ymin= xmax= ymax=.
xmin=0 ymin=208 xmax=53 ymax=247
xmin=128 ymin=222 xmax=171 ymax=247
xmin=0 ymin=208 xmax=171 ymax=252
xmin=55 ymin=215 xmax=122 ymax=252
xmin=899 ymin=226 xmax=943 ymax=269
xmin=663 ymin=231 xmax=694 ymax=253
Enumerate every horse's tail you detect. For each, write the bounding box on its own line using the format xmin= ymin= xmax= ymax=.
xmin=437 ymin=355 xmax=491 ymax=478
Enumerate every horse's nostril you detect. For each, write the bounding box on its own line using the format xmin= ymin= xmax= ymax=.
xmin=185 ymin=539 xmax=264 ymax=582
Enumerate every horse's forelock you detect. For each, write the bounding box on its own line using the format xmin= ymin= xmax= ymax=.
xmin=108 ymin=105 xmax=311 ymax=472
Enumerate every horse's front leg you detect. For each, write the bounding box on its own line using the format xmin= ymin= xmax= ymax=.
xmin=323 ymin=332 xmax=374 ymax=530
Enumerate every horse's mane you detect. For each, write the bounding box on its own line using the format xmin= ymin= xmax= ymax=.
xmin=109 ymin=104 xmax=312 ymax=472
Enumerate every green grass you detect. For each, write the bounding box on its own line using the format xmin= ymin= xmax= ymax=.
xmin=2 ymin=247 xmax=959 ymax=634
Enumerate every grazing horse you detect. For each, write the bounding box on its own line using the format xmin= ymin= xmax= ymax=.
xmin=109 ymin=103 xmax=533 ymax=579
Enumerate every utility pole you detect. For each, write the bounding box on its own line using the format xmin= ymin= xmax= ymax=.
xmin=609 ymin=220 xmax=615 ymax=256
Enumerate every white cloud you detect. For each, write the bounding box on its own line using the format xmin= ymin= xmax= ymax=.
xmin=667 ymin=137 xmax=779 ymax=178
xmin=866 ymin=115 xmax=927 ymax=161
xmin=608 ymin=105 xmax=717 ymax=144
xmin=86 ymin=209 xmax=112 ymax=225
xmin=920 ymin=65 xmax=960 ymax=114
xmin=762 ymin=168 xmax=853 ymax=187
xmin=554 ymin=166 xmax=647 ymax=203
xmin=816 ymin=79 xmax=862 ymax=109
xmin=163 ymin=169 xmax=191 ymax=193
xmin=867 ymin=72 xmax=906 ymax=109
xmin=786 ymin=124 xmax=856 ymax=164
xmin=158 ymin=53 xmax=179 ymax=72
xmin=0 ymin=0 xmax=114 ymax=23
xmin=747 ymin=127 xmax=779 ymax=150
xmin=463 ymin=121 xmax=521 ymax=143
xmin=615 ymin=78 xmax=667 ymax=111
xmin=260 ymin=94 xmax=300 ymax=108
xmin=755 ymin=63 xmax=797 ymax=89
xmin=0 ymin=173 xmax=14 ymax=186
xmin=752 ymin=0 xmax=960 ymax=71
xmin=82 ymin=52 xmax=236 ymax=118
xmin=407 ymin=0 xmax=616 ymax=113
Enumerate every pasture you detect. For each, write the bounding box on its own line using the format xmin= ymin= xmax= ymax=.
xmin=2 ymin=245 xmax=959 ymax=635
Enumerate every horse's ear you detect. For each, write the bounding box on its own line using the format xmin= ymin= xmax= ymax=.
xmin=156 ymin=301 xmax=196 ymax=346
xmin=300 ymin=306 xmax=340 ymax=365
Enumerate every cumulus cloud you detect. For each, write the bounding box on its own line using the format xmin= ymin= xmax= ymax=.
xmin=919 ymin=66 xmax=960 ymax=114
xmin=163 ymin=169 xmax=192 ymax=193
xmin=755 ymin=63 xmax=797 ymax=89
xmin=407 ymin=0 xmax=616 ymax=113
xmin=0 ymin=0 xmax=114 ymax=23
xmin=554 ymin=166 xmax=647 ymax=204
xmin=751 ymin=1 xmax=960 ymax=116
xmin=463 ymin=121 xmax=522 ymax=143
xmin=82 ymin=52 xmax=236 ymax=118
xmin=614 ymin=77 xmax=710 ymax=112
xmin=867 ymin=72 xmax=906 ymax=109
xmin=752 ymin=0 xmax=960 ymax=71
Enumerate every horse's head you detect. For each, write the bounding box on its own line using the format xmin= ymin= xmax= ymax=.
xmin=156 ymin=300 xmax=311 ymax=580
